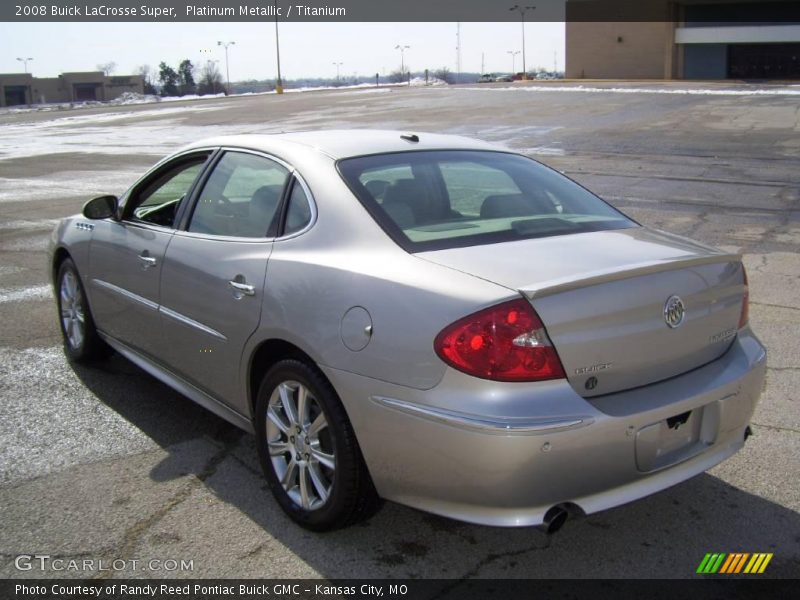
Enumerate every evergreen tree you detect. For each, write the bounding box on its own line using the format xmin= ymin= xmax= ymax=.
xmin=158 ymin=62 xmax=179 ymax=97
xmin=178 ymin=60 xmax=196 ymax=95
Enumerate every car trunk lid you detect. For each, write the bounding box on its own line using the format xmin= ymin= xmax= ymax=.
xmin=418 ymin=227 xmax=746 ymax=396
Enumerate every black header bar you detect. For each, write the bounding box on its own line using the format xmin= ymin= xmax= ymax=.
xmin=3 ymin=1 xmax=800 ymax=23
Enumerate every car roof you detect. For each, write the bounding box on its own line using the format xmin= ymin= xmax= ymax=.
xmin=181 ymin=130 xmax=504 ymax=160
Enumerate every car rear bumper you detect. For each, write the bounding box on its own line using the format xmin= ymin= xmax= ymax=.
xmin=323 ymin=327 xmax=766 ymax=527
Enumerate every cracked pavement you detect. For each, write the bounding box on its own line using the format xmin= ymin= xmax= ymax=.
xmin=0 ymin=82 xmax=798 ymax=579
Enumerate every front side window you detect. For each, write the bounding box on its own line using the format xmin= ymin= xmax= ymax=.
xmin=338 ymin=150 xmax=636 ymax=251
xmin=188 ymin=151 xmax=289 ymax=238
xmin=127 ymin=156 xmax=208 ymax=228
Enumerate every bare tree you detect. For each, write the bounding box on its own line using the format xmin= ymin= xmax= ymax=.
xmin=198 ymin=61 xmax=224 ymax=95
xmin=135 ymin=64 xmax=157 ymax=95
xmin=97 ymin=61 xmax=117 ymax=76
xmin=433 ymin=67 xmax=454 ymax=84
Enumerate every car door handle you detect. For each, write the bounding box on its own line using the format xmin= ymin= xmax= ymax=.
xmin=229 ymin=280 xmax=255 ymax=296
xmin=138 ymin=253 xmax=157 ymax=269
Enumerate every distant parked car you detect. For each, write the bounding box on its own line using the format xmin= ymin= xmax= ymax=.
xmin=494 ymin=74 xmax=514 ymax=82
xmin=50 ymin=130 xmax=765 ymax=532
xmin=477 ymin=74 xmax=495 ymax=83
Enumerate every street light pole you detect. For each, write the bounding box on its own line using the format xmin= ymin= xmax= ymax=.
xmin=217 ymin=41 xmax=235 ymax=93
xmin=507 ymin=50 xmax=520 ymax=74
xmin=394 ymin=44 xmax=410 ymax=84
xmin=274 ymin=0 xmax=283 ymax=94
xmin=509 ymin=5 xmax=535 ymax=80
xmin=16 ymin=57 xmax=33 ymax=73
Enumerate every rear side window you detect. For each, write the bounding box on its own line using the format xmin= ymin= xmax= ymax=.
xmin=338 ymin=150 xmax=636 ymax=252
xmin=188 ymin=151 xmax=289 ymax=238
xmin=283 ymin=181 xmax=313 ymax=236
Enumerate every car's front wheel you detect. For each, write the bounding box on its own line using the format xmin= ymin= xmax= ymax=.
xmin=255 ymin=359 xmax=380 ymax=530
xmin=56 ymin=258 xmax=110 ymax=362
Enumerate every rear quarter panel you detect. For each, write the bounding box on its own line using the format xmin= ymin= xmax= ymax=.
xmin=242 ymin=152 xmax=514 ymax=404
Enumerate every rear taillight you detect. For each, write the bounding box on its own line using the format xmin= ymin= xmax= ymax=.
xmin=738 ymin=265 xmax=749 ymax=329
xmin=434 ymin=298 xmax=565 ymax=382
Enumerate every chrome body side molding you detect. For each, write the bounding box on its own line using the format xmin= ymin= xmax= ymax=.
xmin=372 ymin=396 xmax=590 ymax=435
xmin=159 ymin=305 xmax=228 ymax=341
xmin=91 ymin=279 xmax=158 ymax=311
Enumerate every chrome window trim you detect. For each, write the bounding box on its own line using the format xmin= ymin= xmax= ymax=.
xmin=114 ymin=219 xmax=178 ymax=236
xmin=213 ymin=146 xmax=318 ymax=242
xmin=120 ymin=146 xmax=219 ymax=203
xmin=122 ymin=146 xmax=319 ymax=242
xmin=172 ymin=228 xmax=276 ymax=243
xmin=275 ymin=172 xmax=318 ymax=242
xmin=117 ymin=147 xmax=218 ymax=228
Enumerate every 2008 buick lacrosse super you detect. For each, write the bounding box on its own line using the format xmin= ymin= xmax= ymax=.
xmin=50 ymin=131 xmax=766 ymax=531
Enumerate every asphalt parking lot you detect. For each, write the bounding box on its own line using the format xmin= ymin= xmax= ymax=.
xmin=0 ymin=81 xmax=798 ymax=579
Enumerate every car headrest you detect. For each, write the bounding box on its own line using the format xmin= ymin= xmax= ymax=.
xmin=364 ymin=179 xmax=389 ymax=200
xmin=383 ymin=179 xmax=446 ymax=224
xmin=480 ymin=193 xmax=543 ymax=219
xmin=383 ymin=202 xmax=415 ymax=228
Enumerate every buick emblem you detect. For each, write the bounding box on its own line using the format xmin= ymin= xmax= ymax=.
xmin=664 ymin=295 xmax=685 ymax=328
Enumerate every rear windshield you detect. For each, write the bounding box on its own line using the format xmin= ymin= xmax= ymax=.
xmin=338 ymin=150 xmax=637 ymax=252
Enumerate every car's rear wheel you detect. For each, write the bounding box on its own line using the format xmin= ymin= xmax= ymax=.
xmin=56 ymin=258 xmax=111 ymax=362
xmin=255 ymin=359 xmax=380 ymax=530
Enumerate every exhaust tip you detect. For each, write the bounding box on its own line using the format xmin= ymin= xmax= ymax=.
xmin=744 ymin=425 xmax=753 ymax=441
xmin=541 ymin=506 xmax=569 ymax=535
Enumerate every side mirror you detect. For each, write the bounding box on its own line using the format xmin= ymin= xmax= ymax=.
xmin=82 ymin=195 xmax=118 ymax=220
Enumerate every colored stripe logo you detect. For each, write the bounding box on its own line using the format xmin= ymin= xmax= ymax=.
xmin=697 ymin=553 xmax=773 ymax=574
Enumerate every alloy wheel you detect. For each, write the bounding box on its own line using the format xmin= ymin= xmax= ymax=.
xmin=60 ymin=270 xmax=85 ymax=350
xmin=265 ymin=380 xmax=336 ymax=510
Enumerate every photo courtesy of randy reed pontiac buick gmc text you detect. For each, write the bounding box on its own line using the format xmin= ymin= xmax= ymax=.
xmin=15 ymin=584 xmax=405 ymax=596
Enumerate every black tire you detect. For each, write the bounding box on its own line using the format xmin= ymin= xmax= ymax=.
xmin=255 ymin=359 xmax=381 ymax=531
xmin=56 ymin=258 xmax=112 ymax=362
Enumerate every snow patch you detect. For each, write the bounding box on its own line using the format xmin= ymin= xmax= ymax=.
xmin=517 ymin=146 xmax=567 ymax=156
xmin=0 ymin=284 xmax=52 ymax=303
xmin=0 ymin=83 xmax=406 ymax=116
xmin=0 ymin=236 xmax=50 ymax=252
xmin=0 ymin=171 xmax=142 ymax=202
xmin=460 ymin=85 xmax=800 ymax=97
xmin=0 ymin=219 xmax=60 ymax=230
xmin=409 ymin=76 xmax=448 ymax=87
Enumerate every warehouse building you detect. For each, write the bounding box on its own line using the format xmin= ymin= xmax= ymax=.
xmin=0 ymin=71 xmax=144 ymax=107
xmin=566 ymin=0 xmax=800 ymax=79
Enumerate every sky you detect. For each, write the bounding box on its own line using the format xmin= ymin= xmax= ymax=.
xmin=0 ymin=22 xmax=565 ymax=81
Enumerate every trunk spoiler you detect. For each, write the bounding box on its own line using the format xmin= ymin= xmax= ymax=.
xmin=521 ymin=252 xmax=742 ymax=299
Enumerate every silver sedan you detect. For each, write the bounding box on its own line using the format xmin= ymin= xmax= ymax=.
xmin=49 ymin=131 xmax=766 ymax=532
